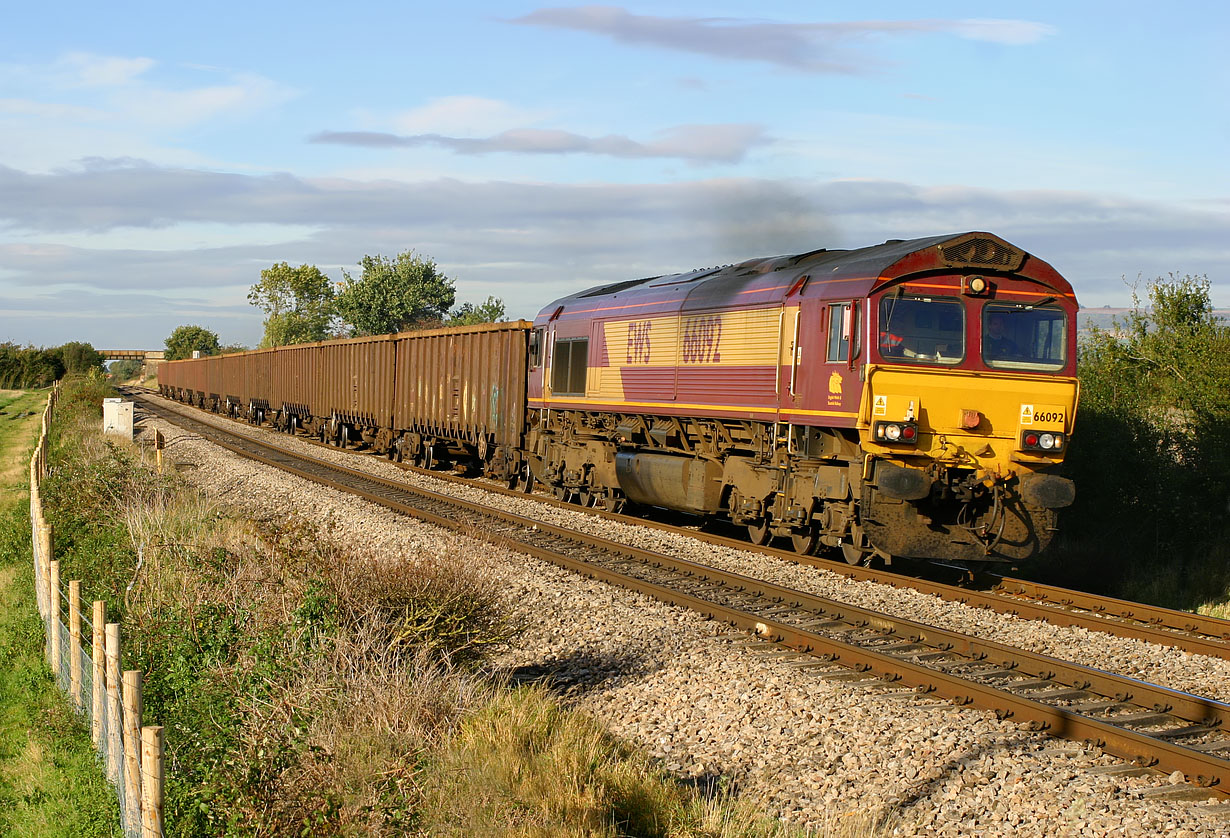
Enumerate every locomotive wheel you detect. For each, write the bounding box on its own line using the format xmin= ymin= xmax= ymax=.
xmin=746 ymin=518 xmax=772 ymax=546
xmin=841 ymin=542 xmax=869 ymax=566
xmin=790 ymin=527 xmax=820 ymax=555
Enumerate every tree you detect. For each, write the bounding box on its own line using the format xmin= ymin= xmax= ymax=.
xmin=1058 ymin=273 xmax=1230 ymax=602
xmin=248 ymin=262 xmax=335 ymax=347
xmin=447 ymin=296 xmax=507 ymax=327
xmin=219 ymin=343 xmax=250 ymax=355
xmin=51 ymin=341 xmax=104 ymax=375
xmin=109 ymin=359 xmax=142 ymax=381
xmin=165 ymin=325 xmax=221 ymax=361
xmin=334 ymin=251 xmax=455 ymax=336
xmin=0 ymin=343 xmax=63 ymax=388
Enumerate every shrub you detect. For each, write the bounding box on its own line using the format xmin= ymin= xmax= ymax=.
xmin=1047 ymin=274 xmax=1230 ymax=609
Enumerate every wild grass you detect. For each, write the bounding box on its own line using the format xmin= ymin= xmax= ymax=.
xmin=417 ymin=684 xmax=824 ymax=838
xmin=38 ymin=377 xmax=887 ymax=836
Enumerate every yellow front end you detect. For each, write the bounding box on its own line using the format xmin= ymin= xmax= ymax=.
xmin=853 ymin=365 xmax=1079 ymax=563
xmin=860 ymin=365 xmax=1078 ymax=477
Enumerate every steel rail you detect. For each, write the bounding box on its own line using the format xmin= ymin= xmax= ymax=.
xmin=132 ymin=392 xmax=1230 ymax=794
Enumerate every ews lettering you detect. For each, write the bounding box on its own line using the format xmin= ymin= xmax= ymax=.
xmin=681 ymin=315 xmax=722 ymax=363
xmin=626 ymin=321 xmax=652 ymax=364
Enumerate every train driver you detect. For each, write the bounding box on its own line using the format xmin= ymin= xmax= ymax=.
xmin=984 ymin=313 xmax=1019 ymax=358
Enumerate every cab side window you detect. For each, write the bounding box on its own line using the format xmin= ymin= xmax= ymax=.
xmin=827 ymin=303 xmax=854 ymax=362
xmin=529 ymin=328 xmax=544 ymax=367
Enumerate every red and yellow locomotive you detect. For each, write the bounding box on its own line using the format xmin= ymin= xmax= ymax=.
xmin=526 ymin=232 xmax=1078 ymax=564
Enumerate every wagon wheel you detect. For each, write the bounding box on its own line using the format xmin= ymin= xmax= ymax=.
xmin=578 ymin=489 xmax=600 ymax=508
xmin=553 ymin=485 xmax=575 ymax=504
xmin=514 ymin=464 xmax=535 ymax=494
xmin=790 ymin=526 xmax=820 ymax=556
xmin=746 ymin=517 xmax=772 ymax=546
xmin=419 ymin=444 xmax=435 ymax=470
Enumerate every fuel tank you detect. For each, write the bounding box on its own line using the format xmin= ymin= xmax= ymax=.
xmin=615 ymin=452 xmax=724 ymax=514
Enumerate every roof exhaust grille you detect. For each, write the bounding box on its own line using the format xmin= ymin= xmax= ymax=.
xmin=939 ymin=237 xmax=1025 ymax=271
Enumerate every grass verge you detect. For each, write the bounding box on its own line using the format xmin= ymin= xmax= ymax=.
xmin=38 ymin=378 xmax=850 ymax=836
xmin=0 ymin=386 xmax=121 ymax=837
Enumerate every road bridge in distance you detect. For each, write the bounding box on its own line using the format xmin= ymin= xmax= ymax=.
xmin=99 ymin=349 xmax=165 ymax=381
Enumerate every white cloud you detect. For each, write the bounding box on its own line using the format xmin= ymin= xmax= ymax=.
xmin=54 ymin=52 xmax=156 ymax=88
xmin=951 ymin=19 xmax=1056 ymax=46
xmin=111 ymin=71 xmax=297 ymax=129
xmin=0 ymin=97 xmax=105 ymax=120
xmin=392 ymin=95 xmax=549 ymax=136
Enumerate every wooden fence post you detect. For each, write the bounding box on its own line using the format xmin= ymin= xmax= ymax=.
xmin=92 ymin=602 xmax=105 ymax=746
xmin=123 ymin=670 xmax=143 ymax=829
xmin=105 ymin=623 xmax=122 ymax=784
xmin=32 ymin=520 xmax=43 ymax=619
xmin=38 ymin=523 xmax=53 ymax=620
xmin=48 ymin=560 xmax=60 ymax=674
xmin=141 ymin=726 xmax=164 ymax=838
xmin=69 ymin=581 xmax=82 ymax=709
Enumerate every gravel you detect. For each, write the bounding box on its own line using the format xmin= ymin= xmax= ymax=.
xmin=137 ymin=398 xmax=1230 ymax=835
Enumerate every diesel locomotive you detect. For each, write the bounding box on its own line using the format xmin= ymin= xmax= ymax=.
xmin=160 ymin=231 xmax=1079 ymax=565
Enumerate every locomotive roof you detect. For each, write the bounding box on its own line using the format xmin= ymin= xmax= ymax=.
xmin=536 ymin=232 xmax=1075 ymax=323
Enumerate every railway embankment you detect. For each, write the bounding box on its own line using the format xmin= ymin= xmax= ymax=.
xmin=33 ymin=378 xmax=816 ymax=836
xmin=139 ymin=390 xmax=1230 ymax=836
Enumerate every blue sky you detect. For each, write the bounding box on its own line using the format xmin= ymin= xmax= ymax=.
xmin=1 ymin=1 xmax=1226 ymax=348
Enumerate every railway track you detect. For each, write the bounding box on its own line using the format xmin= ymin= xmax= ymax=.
xmin=129 ymin=389 xmax=1230 ymax=796
xmin=423 ymin=467 xmax=1230 ymax=661
xmin=125 ymin=387 xmax=1230 ymax=660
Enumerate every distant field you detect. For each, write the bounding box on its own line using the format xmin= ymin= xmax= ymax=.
xmin=0 ymin=390 xmax=44 ymax=491
xmin=1078 ymin=307 xmax=1230 ymax=334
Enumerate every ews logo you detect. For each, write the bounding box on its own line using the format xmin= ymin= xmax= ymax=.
xmin=626 ymin=321 xmax=652 ymax=364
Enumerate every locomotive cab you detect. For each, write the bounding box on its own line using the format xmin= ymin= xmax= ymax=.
xmin=857 ymin=266 xmax=1079 ymax=563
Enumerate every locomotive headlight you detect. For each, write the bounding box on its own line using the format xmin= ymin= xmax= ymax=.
xmin=1020 ymin=431 xmax=1065 ymax=453
xmin=874 ymin=421 xmax=919 ymax=446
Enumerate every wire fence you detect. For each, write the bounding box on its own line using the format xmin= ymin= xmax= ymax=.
xmin=29 ymin=383 xmax=165 ymax=837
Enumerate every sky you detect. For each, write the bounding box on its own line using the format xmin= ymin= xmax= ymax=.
xmin=1 ymin=1 xmax=1227 ymax=349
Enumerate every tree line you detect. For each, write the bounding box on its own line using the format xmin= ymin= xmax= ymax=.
xmin=165 ymin=249 xmax=506 ymax=360
xmin=0 ymin=342 xmax=105 ymax=389
xmin=1048 ymin=273 xmax=1230 ymax=609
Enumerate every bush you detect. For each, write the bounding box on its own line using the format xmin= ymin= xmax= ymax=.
xmin=1045 ymin=274 xmax=1230 ymax=610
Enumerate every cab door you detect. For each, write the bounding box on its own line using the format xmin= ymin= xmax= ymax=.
xmin=792 ymin=299 xmax=861 ymax=424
